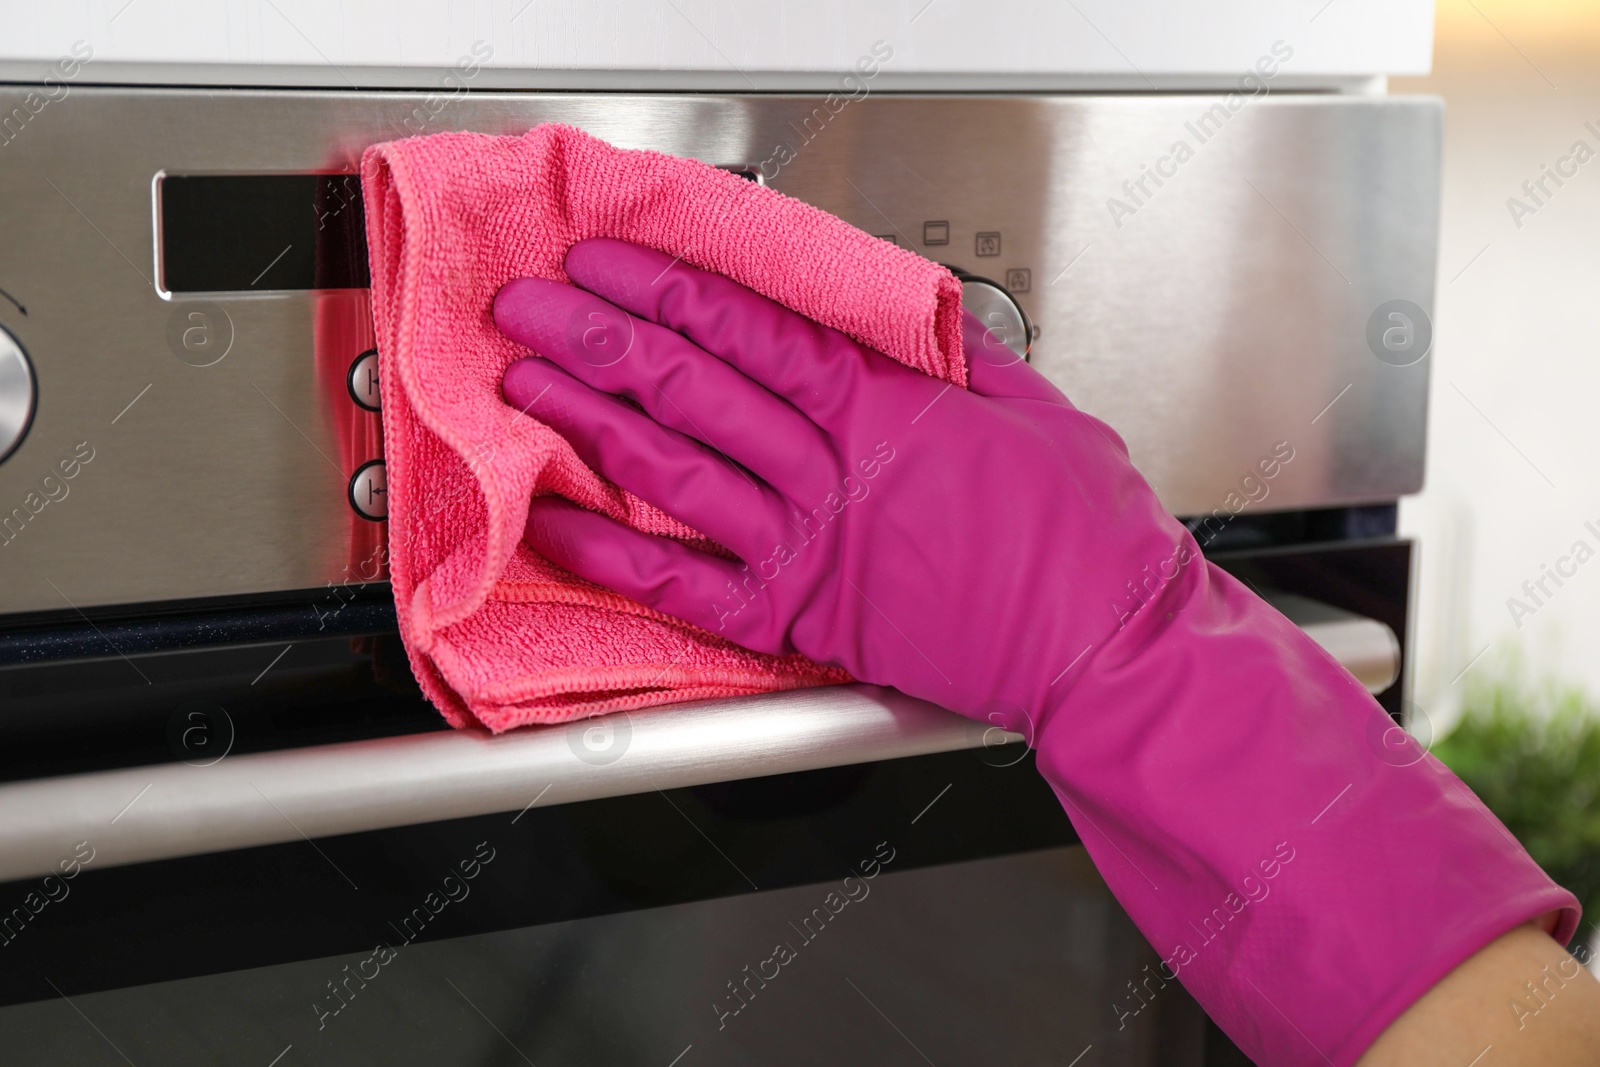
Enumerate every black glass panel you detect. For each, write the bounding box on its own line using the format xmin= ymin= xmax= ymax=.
xmin=159 ymin=174 xmax=370 ymax=292
xmin=0 ymin=844 xmax=1221 ymax=1066
xmin=0 ymin=742 xmax=1252 ymax=1065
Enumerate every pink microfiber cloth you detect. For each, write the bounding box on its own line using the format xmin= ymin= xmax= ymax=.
xmin=361 ymin=123 xmax=967 ymax=732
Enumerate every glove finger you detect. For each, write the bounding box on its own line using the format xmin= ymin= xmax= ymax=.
xmin=495 ymin=276 xmax=836 ymax=503
xmin=504 ymin=356 xmax=781 ymax=564
xmin=961 ymin=309 xmax=1074 ymax=408
xmin=563 ymin=238 xmax=874 ymax=429
xmin=524 ymin=496 xmax=787 ymax=653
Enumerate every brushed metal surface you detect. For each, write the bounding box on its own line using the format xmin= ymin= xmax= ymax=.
xmin=0 ymin=89 xmax=1439 ymax=614
xmin=0 ymin=683 xmax=1016 ymax=882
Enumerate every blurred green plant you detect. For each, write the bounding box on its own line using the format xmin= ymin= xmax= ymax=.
xmin=1431 ymin=658 xmax=1600 ymax=951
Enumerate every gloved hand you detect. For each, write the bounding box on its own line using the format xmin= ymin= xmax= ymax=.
xmin=496 ymin=237 xmax=1577 ymax=1066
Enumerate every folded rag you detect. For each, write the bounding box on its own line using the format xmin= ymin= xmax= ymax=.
xmin=360 ymin=124 xmax=967 ymax=732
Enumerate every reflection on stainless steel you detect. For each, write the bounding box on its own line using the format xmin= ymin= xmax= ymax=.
xmin=0 ymin=90 xmax=1439 ymax=613
xmin=1265 ymin=590 xmax=1402 ymax=694
xmin=0 ymin=684 xmax=1019 ymax=882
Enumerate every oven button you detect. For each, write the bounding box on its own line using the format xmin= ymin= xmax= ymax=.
xmin=959 ymin=276 xmax=1032 ymax=362
xmin=0 ymin=325 xmax=35 ymax=465
xmin=347 ymin=349 xmax=381 ymax=411
xmin=348 ymin=460 xmax=387 ymax=521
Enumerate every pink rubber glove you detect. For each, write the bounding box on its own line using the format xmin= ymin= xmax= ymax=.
xmin=496 ymin=237 xmax=1578 ymax=1065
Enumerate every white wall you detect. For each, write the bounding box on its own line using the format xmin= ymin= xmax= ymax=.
xmin=0 ymin=0 xmax=1432 ymax=80
xmin=1398 ymin=35 xmax=1600 ymax=725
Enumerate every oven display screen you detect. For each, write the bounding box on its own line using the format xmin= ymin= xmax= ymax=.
xmin=158 ymin=174 xmax=370 ymax=293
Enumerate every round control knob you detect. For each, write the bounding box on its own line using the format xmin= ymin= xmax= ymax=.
xmin=348 ymin=460 xmax=387 ymax=521
xmin=0 ymin=324 xmax=36 ymax=465
xmin=347 ymin=348 xmax=380 ymax=411
xmin=958 ymin=276 xmax=1032 ymax=363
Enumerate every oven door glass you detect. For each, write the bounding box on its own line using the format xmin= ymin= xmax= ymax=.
xmin=0 ymin=749 xmax=1221 ymax=1066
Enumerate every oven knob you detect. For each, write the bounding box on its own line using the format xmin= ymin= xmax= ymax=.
xmin=348 ymin=460 xmax=387 ymax=521
xmin=347 ymin=348 xmax=380 ymax=411
xmin=959 ymin=276 xmax=1032 ymax=362
xmin=0 ymin=325 xmax=36 ymax=465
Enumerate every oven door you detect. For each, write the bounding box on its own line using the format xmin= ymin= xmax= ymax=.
xmin=0 ymin=742 xmax=1215 ymax=1066
xmin=0 ymin=542 xmax=1404 ymax=1067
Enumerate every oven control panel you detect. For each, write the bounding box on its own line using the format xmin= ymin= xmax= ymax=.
xmin=0 ymin=90 xmax=1438 ymax=616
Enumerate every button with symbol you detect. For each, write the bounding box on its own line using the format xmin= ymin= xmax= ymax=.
xmin=1004 ymin=268 xmax=1032 ymax=293
xmin=347 ymin=349 xmax=380 ymax=411
xmin=975 ymin=232 xmax=1001 ymax=257
xmin=923 ymin=221 xmax=950 ymax=246
xmin=348 ymin=460 xmax=387 ymax=521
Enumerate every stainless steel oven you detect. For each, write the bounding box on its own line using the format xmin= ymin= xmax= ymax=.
xmin=0 ymin=85 xmax=1437 ymax=1065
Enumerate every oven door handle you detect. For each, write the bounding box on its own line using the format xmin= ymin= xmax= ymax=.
xmin=1262 ymin=590 xmax=1402 ymax=696
xmin=0 ymin=684 xmax=1012 ymax=883
xmin=0 ymin=599 xmax=1398 ymax=883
